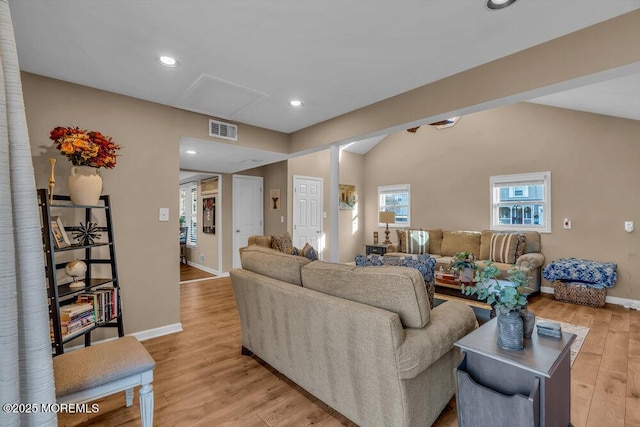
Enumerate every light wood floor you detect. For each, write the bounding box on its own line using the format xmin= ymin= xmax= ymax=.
xmin=59 ymin=266 xmax=640 ymax=426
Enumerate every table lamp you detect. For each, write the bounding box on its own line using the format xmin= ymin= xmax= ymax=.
xmin=379 ymin=211 xmax=395 ymax=244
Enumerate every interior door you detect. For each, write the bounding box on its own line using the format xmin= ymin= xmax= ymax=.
xmin=293 ymin=175 xmax=323 ymax=255
xmin=232 ymin=175 xmax=263 ymax=268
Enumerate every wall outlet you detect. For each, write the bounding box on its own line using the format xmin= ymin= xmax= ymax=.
xmin=199 ymin=254 xmax=204 ymax=263
xmin=625 ymin=221 xmax=634 ymax=232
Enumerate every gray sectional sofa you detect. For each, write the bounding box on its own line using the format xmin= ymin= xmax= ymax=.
xmin=230 ymin=245 xmax=478 ymax=426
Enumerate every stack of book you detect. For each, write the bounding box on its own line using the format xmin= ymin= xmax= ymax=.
xmin=60 ymin=303 xmax=95 ymax=339
xmin=76 ymin=288 xmax=118 ymax=324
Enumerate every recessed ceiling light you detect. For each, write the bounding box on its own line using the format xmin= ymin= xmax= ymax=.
xmin=289 ymin=100 xmax=304 ymax=107
xmin=486 ymin=0 xmax=518 ymax=10
xmin=158 ymin=55 xmax=179 ymax=67
xmin=185 ymin=150 xmax=197 ymax=155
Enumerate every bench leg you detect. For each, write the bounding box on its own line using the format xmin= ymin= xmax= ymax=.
xmin=139 ymin=383 xmax=154 ymax=427
xmin=125 ymin=388 xmax=134 ymax=407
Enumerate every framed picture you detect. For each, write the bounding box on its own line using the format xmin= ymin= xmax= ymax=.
xmin=202 ymin=197 xmax=215 ymax=234
xmin=270 ymin=189 xmax=280 ymax=210
xmin=339 ymin=184 xmax=356 ymax=210
xmin=51 ymin=216 xmax=71 ymax=249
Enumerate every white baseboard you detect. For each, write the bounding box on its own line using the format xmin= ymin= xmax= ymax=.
xmin=64 ymin=323 xmax=183 ymax=352
xmin=131 ymin=323 xmax=183 ymax=341
xmin=540 ymin=286 xmax=640 ymax=310
xmin=186 ymin=261 xmax=229 ymax=277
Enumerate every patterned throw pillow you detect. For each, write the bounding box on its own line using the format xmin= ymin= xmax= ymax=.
xmin=271 ymin=232 xmax=293 ymax=253
xmin=403 ymin=229 xmax=429 ymax=255
xmin=514 ymin=233 xmax=527 ymax=260
xmin=301 ymin=243 xmax=318 ymax=261
xmin=489 ymin=233 xmax=519 ymax=264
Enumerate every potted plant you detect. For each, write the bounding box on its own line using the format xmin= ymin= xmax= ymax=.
xmin=450 ymin=251 xmax=477 ymax=283
xmin=461 ymin=262 xmax=534 ymax=351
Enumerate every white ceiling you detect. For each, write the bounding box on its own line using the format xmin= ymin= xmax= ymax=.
xmin=8 ymin=1 xmax=639 ymax=173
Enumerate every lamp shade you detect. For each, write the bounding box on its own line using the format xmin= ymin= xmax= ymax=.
xmin=379 ymin=211 xmax=395 ymax=224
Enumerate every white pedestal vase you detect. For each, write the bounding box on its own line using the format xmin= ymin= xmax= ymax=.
xmin=68 ymin=166 xmax=102 ymax=205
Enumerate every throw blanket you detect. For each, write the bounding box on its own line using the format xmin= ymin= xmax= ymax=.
xmin=354 ymin=254 xmax=436 ymax=284
xmin=543 ymin=258 xmax=617 ymax=288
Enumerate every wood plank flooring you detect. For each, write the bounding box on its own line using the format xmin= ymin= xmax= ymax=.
xmin=58 ymin=266 xmax=640 ymax=426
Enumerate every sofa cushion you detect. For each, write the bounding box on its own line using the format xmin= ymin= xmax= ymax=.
xmin=248 ymin=235 xmax=272 ymax=247
xmin=301 ymin=261 xmax=430 ymax=328
xmin=479 ymin=230 xmax=494 ymax=260
xmin=427 ymin=229 xmax=443 ymax=255
xmin=515 ymin=233 xmax=527 ymax=259
xmin=440 ymin=231 xmax=481 ymax=257
xmin=404 ymin=229 xmax=429 ymax=254
xmin=521 ymin=231 xmax=541 ymax=253
xmin=489 ymin=233 xmax=519 ymax=264
xmin=241 ymin=246 xmax=310 ymax=286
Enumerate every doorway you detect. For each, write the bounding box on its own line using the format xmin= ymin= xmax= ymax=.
xmin=292 ymin=175 xmax=323 ymax=256
xmin=232 ymin=175 xmax=264 ymax=268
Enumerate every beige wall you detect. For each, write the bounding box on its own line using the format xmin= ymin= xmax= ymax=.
xmin=23 ymin=73 xmax=288 ymax=335
xmin=363 ymin=102 xmax=640 ymax=300
xmin=262 ymin=161 xmax=288 ymax=235
xmin=338 ymin=151 xmax=365 ymax=263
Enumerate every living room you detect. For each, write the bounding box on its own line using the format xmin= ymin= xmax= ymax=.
xmin=3 ymin=1 xmax=640 ymax=426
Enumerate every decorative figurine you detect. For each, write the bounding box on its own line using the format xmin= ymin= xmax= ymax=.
xmin=65 ymin=260 xmax=87 ymax=288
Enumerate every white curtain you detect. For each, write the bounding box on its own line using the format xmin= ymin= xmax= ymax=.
xmin=0 ymin=1 xmax=57 ymax=425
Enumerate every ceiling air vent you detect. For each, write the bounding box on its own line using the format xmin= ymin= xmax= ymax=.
xmin=209 ymin=119 xmax=238 ymax=141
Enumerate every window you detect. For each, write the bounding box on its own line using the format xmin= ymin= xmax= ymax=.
xmin=490 ymin=171 xmax=551 ymax=233
xmin=378 ymin=184 xmax=410 ymax=227
xmin=180 ymin=182 xmax=198 ymax=247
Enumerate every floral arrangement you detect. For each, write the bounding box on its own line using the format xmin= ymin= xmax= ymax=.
xmin=50 ymin=126 xmax=121 ymax=169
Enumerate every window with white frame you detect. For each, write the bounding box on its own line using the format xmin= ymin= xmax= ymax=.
xmin=490 ymin=171 xmax=551 ymax=233
xmin=378 ymin=184 xmax=410 ymax=227
xmin=179 ymin=182 xmax=198 ymax=246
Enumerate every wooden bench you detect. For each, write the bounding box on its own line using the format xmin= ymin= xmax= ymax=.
xmin=53 ymin=336 xmax=156 ymax=426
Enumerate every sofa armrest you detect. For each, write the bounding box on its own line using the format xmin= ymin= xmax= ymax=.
xmin=395 ymin=301 xmax=477 ymax=380
xmin=516 ymin=252 xmax=545 ymax=270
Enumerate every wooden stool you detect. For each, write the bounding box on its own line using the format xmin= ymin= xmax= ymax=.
xmin=53 ymin=336 xmax=156 ymax=427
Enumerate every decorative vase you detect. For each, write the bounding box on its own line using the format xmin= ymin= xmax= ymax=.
xmin=521 ymin=308 xmax=536 ymax=339
xmin=68 ymin=166 xmax=102 ymax=205
xmin=497 ymin=310 xmax=524 ymax=351
xmin=460 ymin=267 xmax=474 ymax=283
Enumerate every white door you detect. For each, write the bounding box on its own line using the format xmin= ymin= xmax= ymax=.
xmin=233 ymin=175 xmax=263 ymax=268
xmin=293 ymin=176 xmax=323 ymax=256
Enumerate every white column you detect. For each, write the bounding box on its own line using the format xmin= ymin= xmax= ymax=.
xmin=329 ymin=145 xmax=340 ymax=263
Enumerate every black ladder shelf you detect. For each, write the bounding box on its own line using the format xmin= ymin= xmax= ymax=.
xmin=38 ymin=188 xmax=124 ymax=356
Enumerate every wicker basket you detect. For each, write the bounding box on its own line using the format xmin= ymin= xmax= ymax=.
xmin=553 ymin=280 xmax=606 ymax=307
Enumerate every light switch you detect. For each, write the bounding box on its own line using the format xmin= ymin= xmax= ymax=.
xmin=159 ymin=208 xmax=169 ymax=222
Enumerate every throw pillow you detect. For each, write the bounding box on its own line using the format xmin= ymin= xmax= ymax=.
xmin=489 ymin=233 xmax=519 ymax=264
xmin=404 ymin=229 xmax=429 ymax=255
xmin=382 ymin=254 xmax=436 ymax=284
xmin=514 ymin=233 xmax=526 ymax=260
xmin=301 ymin=242 xmax=318 ymax=261
xmin=396 ymin=229 xmax=407 ymax=253
xmin=271 ymin=232 xmax=293 ymax=253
